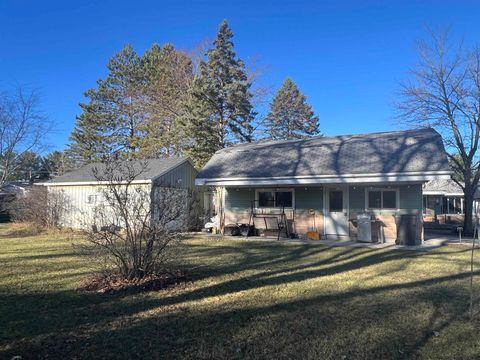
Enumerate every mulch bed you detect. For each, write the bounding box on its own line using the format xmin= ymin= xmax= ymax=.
xmin=78 ymin=269 xmax=191 ymax=294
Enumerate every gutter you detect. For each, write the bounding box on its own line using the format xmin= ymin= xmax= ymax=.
xmin=195 ymin=171 xmax=452 ymax=186
xmin=37 ymin=179 xmax=152 ymax=186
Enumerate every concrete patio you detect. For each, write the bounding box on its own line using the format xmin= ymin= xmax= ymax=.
xmin=196 ymin=231 xmax=479 ymax=252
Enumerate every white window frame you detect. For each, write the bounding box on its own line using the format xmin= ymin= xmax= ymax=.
xmin=255 ymin=188 xmax=295 ymax=209
xmin=365 ymin=187 xmax=399 ymax=210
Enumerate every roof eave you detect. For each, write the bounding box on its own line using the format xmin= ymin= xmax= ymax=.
xmin=195 ymin=171 xmax=452 ymax=186
xmin=39 ymin=179 xmax=152 ymax=186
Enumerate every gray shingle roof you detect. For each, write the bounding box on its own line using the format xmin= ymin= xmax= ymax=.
xmin=423 ymin=179 xmax=463 ymax=194
xmin=197 ymin=128 xmax=450 ymax=182
xmin=46 ymin=157 xmax=189 ymax=184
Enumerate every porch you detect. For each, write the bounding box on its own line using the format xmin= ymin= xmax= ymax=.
xmin=221 ymin=183 xmax=424 ymax=245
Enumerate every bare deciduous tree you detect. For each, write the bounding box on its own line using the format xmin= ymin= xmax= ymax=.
xmin=84 ymin=159 xmax=189 ymax=280
xmin=397 ymin=31 xmax=480 ymax=235
xmin=0 ymin=86 xmax=52 ymax=185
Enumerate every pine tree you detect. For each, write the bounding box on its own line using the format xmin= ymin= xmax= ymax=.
xmin=266 ymin=78 xmax=320 ymax=140
xmin=41 ymin=151 xmax=74 ymax=177
xmin=138 ymin=44 xmax=193 ymax=157
xmin=183 ymin=20 xmax=255 ymax=167
xmin=68 ymin=45 xmax=144 ymax=163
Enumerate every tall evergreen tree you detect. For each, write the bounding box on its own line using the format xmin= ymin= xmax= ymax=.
xmin=139 ymin=44 xmax=193 ymax=157
xmin=183 ymin=20 xmax=255 ymax=167
xmin=68 ymin=45 xmax=145 ymax=163
xmin=41 ymin=151 xmax=73 ymax=177
xmin=266 ymin=78 xmax=320 ymax=140
xmin=9 ymin=151 xmax=43 ymax=182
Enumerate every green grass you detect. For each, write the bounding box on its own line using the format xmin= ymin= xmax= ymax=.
xmin=2 ymin=223 xmax=480 ymax=359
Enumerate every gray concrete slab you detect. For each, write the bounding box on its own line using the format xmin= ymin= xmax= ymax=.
xmin=194 ymin=233 xmax=456 ymax=252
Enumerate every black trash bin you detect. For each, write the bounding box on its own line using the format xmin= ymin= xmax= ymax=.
xmin=395 ymin=215 xmax=421 ymax=246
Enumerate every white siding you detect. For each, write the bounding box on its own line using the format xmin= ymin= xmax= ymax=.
xmin=48 ymin=183 xmax=151 ymax=229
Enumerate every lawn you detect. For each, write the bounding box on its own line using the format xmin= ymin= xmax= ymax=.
xmin=2 ymin=224 xmax=480 ymax=359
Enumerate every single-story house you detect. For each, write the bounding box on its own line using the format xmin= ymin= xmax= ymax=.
xmin=40 ymin=158 xmax=198 ymax=229
xmin=423 ymin=179 xmax=480 ymax=225
xmin=196 ymin=128 xmax=451 ymax=244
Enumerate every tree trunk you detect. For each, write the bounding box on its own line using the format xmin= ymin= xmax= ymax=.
xmin=464 ymin=186 xmax=476 ymax=235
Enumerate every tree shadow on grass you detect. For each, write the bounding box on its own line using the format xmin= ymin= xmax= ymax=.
xmin=1 ymin=243 xmax=479 ymax=359
xmin=5 ymin=272 xmax=474 ymax=359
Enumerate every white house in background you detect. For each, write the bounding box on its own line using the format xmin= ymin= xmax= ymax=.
xmin=39 ymin=158 xmax=198 ymax=229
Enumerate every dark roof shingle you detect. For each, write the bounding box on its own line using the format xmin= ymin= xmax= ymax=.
xmin=46 ymin=157 xmax=188 ymax=184
xmin=197 ymin=128 xmax=450 ymax=181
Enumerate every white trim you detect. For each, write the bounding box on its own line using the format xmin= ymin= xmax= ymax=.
xmin=422 ymin=191 xmax=446 ymax=195
xmin=365 ymin=187 xmax=400 ymax=211
xmin=423 ymin=191 xmax=464 ymax=196
xmin=38 ymin=179 xmax=152 ymax=186
xmin=254 ymin=188 xmax=295 ymax=209
xmin=196 ymin=171 xmax=452 ymax=186
xmin=445 ymin=192 xmax=464 ymax=197
xmin=324 ymin=185 xmax=349 ymax=238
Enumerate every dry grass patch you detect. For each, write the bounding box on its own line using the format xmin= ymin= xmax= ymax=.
xmin=2 ymin=225 xmax=480 ymax=359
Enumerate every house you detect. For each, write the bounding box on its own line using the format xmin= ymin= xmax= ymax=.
xmin=196 ymin=128 xmax=451 ymax=244
xmin=0 ymin=182 xmax=31 ymax=222
xmin=40 ymin=158 xmax=198 ymax=229
xmin=423 ymin=179 xmax=480 ymax=226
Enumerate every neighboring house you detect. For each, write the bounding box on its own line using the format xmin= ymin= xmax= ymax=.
xmin=40 ymin=158 xmax=198 ymax=229
xmin=423 ymin=179 xmax=480 ymax=225
xmin=196 ymin=128 xmax=451 ymax=244
xmin=0 ymin=182 xmax=31 ymax=222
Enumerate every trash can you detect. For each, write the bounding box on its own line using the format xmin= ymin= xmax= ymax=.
xmin=357 ymin=213 xmax=373 ymax=242
xmin=395 ymin=215 xmax=421 ymax=245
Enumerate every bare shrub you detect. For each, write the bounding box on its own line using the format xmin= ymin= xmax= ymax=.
xmin=82 ymin=159 xmax=186 ymax=280
xmin=8 ymin=186 xmax=69 ymax=228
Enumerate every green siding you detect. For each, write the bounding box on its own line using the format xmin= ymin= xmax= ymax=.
xmin=224 ymin=184 xmax=422 ymax=217
xmin=399 ymin=184 xmax=423 ymax=214
xmin=155 ymin=160 xmax=197 ymax=190
xmin=347 ymin=184 xmax=422 ymax=214
xmin=225 ymin=188 xmax=255 ymax=211
xmin=224 ymin=187 xmax=324 ymax=211
xmin=295 ymin=187 xmax=323 ymax=213
xmin=225 ymin=187 xmax=323 ymax=213
xmin=349 ymin=186 xmax=365 ymax=212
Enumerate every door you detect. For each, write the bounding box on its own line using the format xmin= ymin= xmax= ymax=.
xmin=325 ymin=186 xmax=349 ymax=239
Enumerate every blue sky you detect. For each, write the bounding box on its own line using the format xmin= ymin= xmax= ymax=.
xmin=1 ymin=0 xmax=479 ymax=152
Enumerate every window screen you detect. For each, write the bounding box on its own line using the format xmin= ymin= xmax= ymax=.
xmin=275 ymin=191 xmax=293 ymax=207
xmin=368 ymin=191 xmax=382 ymax=209
xmin=382 ymin=191 xmax=397 ymax=209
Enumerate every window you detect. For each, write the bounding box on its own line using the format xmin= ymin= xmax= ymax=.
xmin=329 ymin=190 xmax=343 ymax=212
xmin=87 ymin=194 xmax=102 ymax=205
xmin=275 ymin=191 xmax=293 ymax=207
xmin=368 ymin=191 xmax=382 ymax=209
xmin=257 ymin=189 xmax=294 ymax=208
xmin=258 ymin=191 xmax=275 ymax=207
xmin=382 ymin=191 xmax=397 ymax=209
xmin=367 ymin=189 xmax=397 ymax=210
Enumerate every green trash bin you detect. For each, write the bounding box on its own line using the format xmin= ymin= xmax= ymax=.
xmin=395 ymin=215 xmax=421 ymax=246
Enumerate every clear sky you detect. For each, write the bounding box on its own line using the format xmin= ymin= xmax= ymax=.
xmin=1 ymin=0 xmax=479 ymax=152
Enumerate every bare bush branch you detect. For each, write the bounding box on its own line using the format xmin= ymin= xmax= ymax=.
xmin=82 ymin=159 xmax=194 ymax=280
